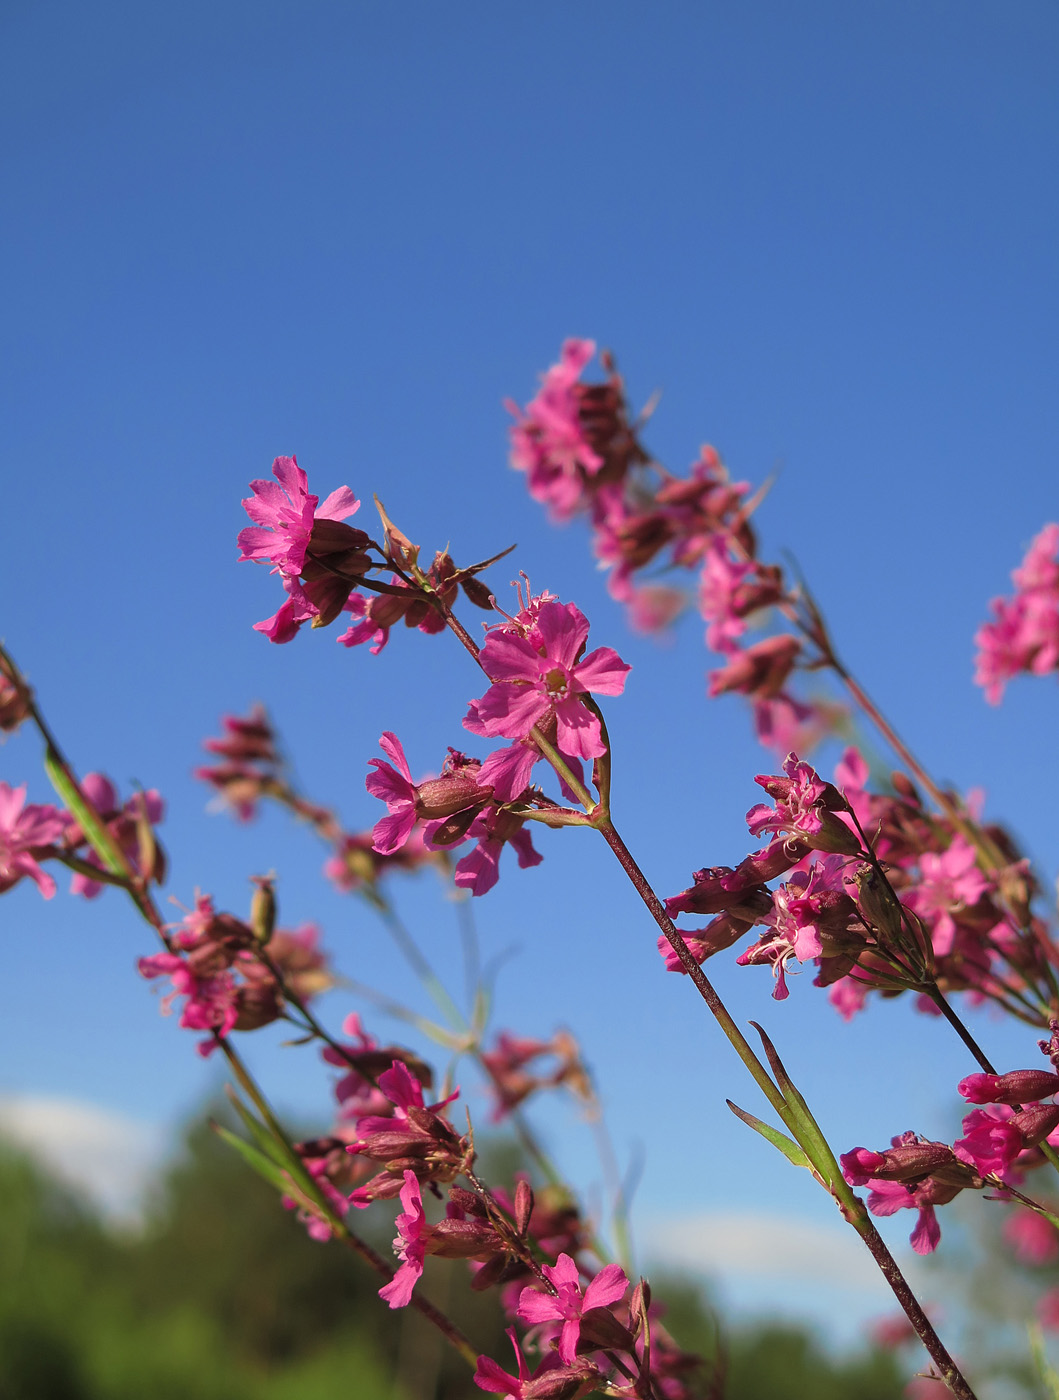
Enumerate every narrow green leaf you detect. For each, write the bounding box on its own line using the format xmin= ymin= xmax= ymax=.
xmin=470 ymin=985 xmax=490 ymax=1039
xmin=212 ymin=1123 xmax=294 ymax=1197
xmin=727 ymin=1100 xmax=811 ymax=1169
xmin=223 ymin=1087 xmax=293 ymax=1172
xmin=43 ymin=750 xmax=127 ymax=876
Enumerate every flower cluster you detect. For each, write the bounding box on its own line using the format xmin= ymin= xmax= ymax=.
xmin=842 ymin=1068 xmax=1059 ymax=1254
xmin=138 ymin=893 xmax=329 ymax=1056
xmin=364 ymin=591 xmax=629 ymax=896
xmin=0 ymin=772 xmax=165 ymax=902
xmin=507 ymin=340 xmax=844 ymax=753
xmin=195 ymin=704 xmax=282 ymax=822
xmin=975 ymin=523 xmax=1059 ymax=703
xmin=480 ymin=1030 xmax=592 ymax=1122
xmin=664 ymin=745 xmax=1054 ymax=1025
xmin=239 ymin=455 xmax=508 ymax=650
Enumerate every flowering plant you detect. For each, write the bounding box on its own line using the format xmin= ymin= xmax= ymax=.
xmin=5 ymin=338 xmax=1059 ymax=1399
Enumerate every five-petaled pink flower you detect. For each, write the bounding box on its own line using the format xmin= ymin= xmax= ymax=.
xmin=237 ymin=455 xmax=360 ymax=578
xmin=468 ymin=601 xmax=630 ymax=761
xmin=516 ymin=1252 xmax=628 ymax=1364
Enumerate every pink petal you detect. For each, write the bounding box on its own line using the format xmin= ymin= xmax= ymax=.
xmin=510 ymin=828 xmax=542 ymax=870
xmin=536 ymin=601 xmax=590 ymax=670
xmin=581 ymin=1263 xmax=628 ymax=1311
xmin=379 ymin=1062 xmax=423 ymax=1111
xmin=472 ymin=1356 xmax=521 ymax=1396
xmin=573 ymin=646 xmax=631 ymax=696
xmin=371 ymin=807 xmax=417 ymax=855
xmin=553 ymin=698 xmax=605 ymax=760
xmin=517 ymin=1286 xmax=563 ymax=1325
xmin=271 ymin=454 xmax=310 ymax=500
xmin=454 ymin=839 xmax=501 ymax=896
xmin=558 ymin=1317 xmax=580 ymax=1366
xmin=479 ymin=631 xmax=541 ymax=684
xmin=378 ymin=732 xmax=413 ymax=782
xmin=910 ymin=1205 xmax=940 ymax=1255
xmin=476 ymin=743 xmax=539 ymax=802
xmin=543 ymin=1252 xmax=581 ymax=1290
xmin=316 ymin=486 xmax=361 ymax=521
xmin=365 ymin=760 xmax=415 ymax=806
xmin=472 ymin=683 xmax=551 ymax=739
xmin=379 ymin=1257 xmax=422 ymax=1308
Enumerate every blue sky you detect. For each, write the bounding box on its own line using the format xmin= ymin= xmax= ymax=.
xmin=3 ymin=0 xmax=1059 ymax=1343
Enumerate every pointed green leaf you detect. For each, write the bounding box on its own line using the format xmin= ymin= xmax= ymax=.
xmin=223 ymin=1087 xmax=292 ymax=1171
xmin=727 ymin=1100 xmax=811 ymax=1169
xmin=44 ymin=750 xmax=128 ymax=876
xmin=212 ymin=1123 xmax=295 ymax=1197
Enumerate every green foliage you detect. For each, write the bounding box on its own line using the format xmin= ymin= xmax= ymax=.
xmin=0 ymin=1126 xmax=906 ymax=1400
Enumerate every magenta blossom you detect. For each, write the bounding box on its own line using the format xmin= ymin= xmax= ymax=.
xmin=507 ymin=339 xmax=603 ymax=521
xmin=137 ymin=951 xmax=239 ymax=1050
xmin=365 ymin=734 xmax=492 ymax=855
xmin=1005 ymin=1206 xmax=1059 ymax=1264
xmin=975 ymin=523 xmax=1059 ymax=703
xmin=468 ymin=600 xmax=630 ymax=761
xmin=517 ymin=1252 xmax=628 ymax=1364
xmin=474 ymin=1328 xmax=596 ymax=1400
xmin=378 ymin=1170 xmax=429 ymax=1308
xmin=449 ymin=807 xmax=543 ymax=898
xmin=238 ymin=454 xmax=360 ymax=579
xmin=746 ymin=752 xmax=860 ymax=856
xmin=0 ymin=783 xmax=66 ymax=899
xmin=903 ymin=837 xmax=989 ymax=957
xmin=953 ymin=1107 xmax=1025 ymax=1175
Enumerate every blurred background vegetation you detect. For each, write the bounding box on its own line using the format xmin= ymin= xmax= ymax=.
xmin=0 ymin=1112 xmax=910 ymax=1400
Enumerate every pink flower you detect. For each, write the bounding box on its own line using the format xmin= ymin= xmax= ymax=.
xmin=1039 ymin=1286 xmax=1059 ymax=1332
xmin=708 ymin=635 xmax=801 ymax=700
xmin=975 ymin=523 xmax=1059 ymax=703
xmin=863 ymin=1178 xmax=947 ymax=1256
xmin=517 ymin=1253 xmax=628 ymax=1364
xmin=450 ymin=807 xmax=543 ymax=898
xmin=746 ymin=753 xmax=860 ymax=856
xmin=137 ymin=951 xmax=239 ymax=1046
xmin=365 ymin=735 xmax=492 ymax=855
xmin=1004 ymin=1206 xmax=1059 ymax=1264
xmin=473 ymin=1328 xmax=595 ymax=1399
xmin=904 ymin=838 xmax=989 ymax=957
xmin=953 ymin=1107 xmax=1024 ymax=1175
xmin=468 ymin=600 xmax=630 ymax=761
xmin=378 ymin=1170 xmax=430 ymax=1308
xmin=0 ymin=783 xmax=65 ymax=899
xmin=238 ymin=455 xmax=360 ymax=579
xmin=507 ymin=339 xmax=603 ymax=520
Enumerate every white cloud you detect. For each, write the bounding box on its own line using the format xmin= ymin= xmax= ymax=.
xmin=0 ymin=1093 xmax=167 ymax=1225
xmin=643 ymin=1209 xmax=892 ymax=1293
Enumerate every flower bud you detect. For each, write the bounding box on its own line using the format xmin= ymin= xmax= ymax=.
xmin=250 ymin=876 xmax=276 ymax=945
xmin=515 ymin=1178 xmax=534 ymax=1237
xmin=846 ymin=863 xmax=898 ymax=936
xmin=959 ymin=1070 xmax=1059 ymax=1105
xmin=415 ymin=774 xmax=492 ymax=821
xmin=1016 ymin=1102 xmax=1059 ymax=1148
xmin=0 ymin=674 xmax=30 ymax=733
